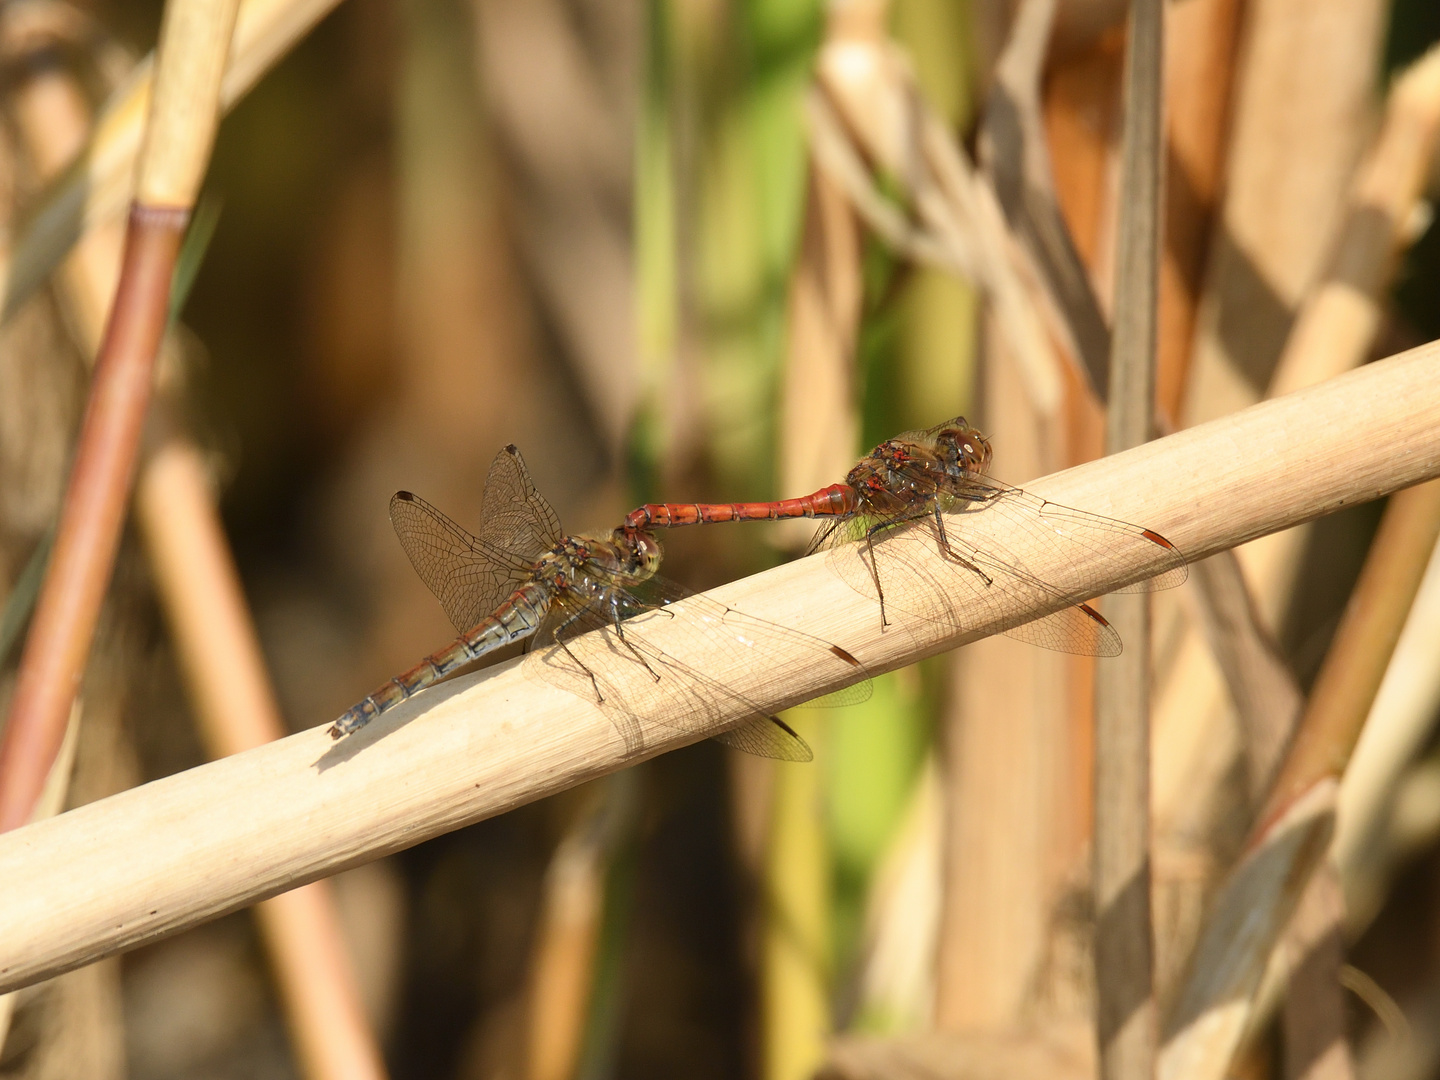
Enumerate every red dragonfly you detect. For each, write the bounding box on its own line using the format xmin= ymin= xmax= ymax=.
xmin=624 ymin=417 xmax=1187 ymax=655
xmin=331 ymin=445 xmax=868 ymax=759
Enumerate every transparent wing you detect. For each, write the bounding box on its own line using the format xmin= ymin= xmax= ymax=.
xmin=524 ymin=571 xmax=868 ymax=760
xmin=942 ymin=475 xmax=1188 ymax=593
xmin=609 ymin=572 xmax=872 ymax=708
xmin=819 ymin=483 xmax=1185 ymax=656
xmin=712 ymin=717 xmax=814 ymax=763
xmin=390 ymin=491 xmax=537 ymax=633
xmin=388 ymin=446 xmax=563 ymax=633
xmin=476 ymin=445 xmax=564 ymax=564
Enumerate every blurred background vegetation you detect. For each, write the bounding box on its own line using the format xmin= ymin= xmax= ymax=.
xmin=2 ymin=0 xmax=1440 ymax=1077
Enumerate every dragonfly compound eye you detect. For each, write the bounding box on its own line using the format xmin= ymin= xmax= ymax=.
xmin=635 ymin=531 xmax=662 ymax=571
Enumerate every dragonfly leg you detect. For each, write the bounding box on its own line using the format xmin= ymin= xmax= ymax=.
xmin=864 ymin=512 xmax=930 ymax=627
xmin=863 ymin=524 xmax=892 ymax=628
xmin=553 ymin=609 xmax=606 ymax=704
xmin=931 ymin=504 xmax=993 ymax=587
xmin=611 ymin=603 xmax=662 ymax=684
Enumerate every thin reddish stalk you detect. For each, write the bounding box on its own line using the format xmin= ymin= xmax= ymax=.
xmin=0 ymin=206 xmax=184 ymax=832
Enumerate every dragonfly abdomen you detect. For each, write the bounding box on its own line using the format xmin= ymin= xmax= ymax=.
xmin=624 ymin=484 xmax=858 ymax=529
xmin=328 ymin=583 xmax=549 ymax=738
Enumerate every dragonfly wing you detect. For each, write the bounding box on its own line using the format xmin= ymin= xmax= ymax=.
xmin=524 ymin=596 xmax=646 ymax=754
xmin=387 ymin=446 xmax=564 ymax=634
xmin=712 ymin=716 xmax=814 ymax=762
xmin=477 ymin=445 xmax=565 ymax=565
xmin=389 ymin=491 xmax=538 ymax=633
xmin=1002 ymin=602 xmax=1122 ymax=657
xmin=524 ymin=570 xmax=868 ymax=759
xmin=945 ymin=477 xmax=1188 ymax=594
xmin=614 ymin=571 xmax=872 ymax=709
xmin=821 ymin=512 xmax=1122 ymax=656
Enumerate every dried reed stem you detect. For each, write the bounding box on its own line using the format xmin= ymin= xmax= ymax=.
xmin=1156 ymin=0 xmax=1242 ymax=423
xmin=1335 ymin=534 xmax=1440 ymax=907
xmin=937 ymin=345 xmax=1068 ymax=1027
xmin=0 ymin=706 xmax=78 ymax=1054
xmin=525 ymin=778 xmax=633 ymax=1080
xmin=983 ymin=0 xmax=1111 ymax=399
xmin=1160 ymin=478 xmax=1440 ymax=1080
xmin=137 ymin=445 xmax=389 ymax=1080
xmin=1258 ymin=480 xmax=1440 ymax=834
xmin=1184 ymin=0 xmax=1388 ymax=427
xmin=1150 ymin=34 xmax=1440 ymax=904
xmin=0 ymin=0 xmax=239 ymax=832
xmin=2 ymin=0 xmax=345 ymax=316
xmin=0 ymin=208 xmax=183 ymax=831
xmin=4 ymin=38 xmax=387 ymax=1080
xmin=1095 ymin=1 xmax=1162 ymax=1077
xmin=0 ymin=343 xmax=1434 ymax=994
xmin=764 ymin=713 xmax=831 ymax=1080
xmin=776 ymin=156 xmax=863 ymax=546
xmin=1240 ymin=41 xmax=1440 ymax=626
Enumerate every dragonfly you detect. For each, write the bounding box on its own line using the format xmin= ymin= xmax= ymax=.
xmin=623 ymin=416 xmax=1187 ymax=656
xmin=330 ymin=444 xmax=869 ymax=760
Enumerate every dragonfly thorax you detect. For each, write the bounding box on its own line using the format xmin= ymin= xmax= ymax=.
xmin=848 ymin=440 xmax=947 ymax=517
xmin=534 ymin=529 xmax=661 ymax=595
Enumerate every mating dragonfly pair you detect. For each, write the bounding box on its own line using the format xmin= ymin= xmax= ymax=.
xmin=329 ymin=418 xmax=1187 ymax=762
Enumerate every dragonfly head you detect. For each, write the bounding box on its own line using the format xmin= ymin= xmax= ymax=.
xmin=934 ymin=420 xmax=992 ymax=475
xmin=614 ymin=526 xmax=663 ymax=577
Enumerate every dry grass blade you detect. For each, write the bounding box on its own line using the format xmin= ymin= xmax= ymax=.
xmin=1094 ymin=1 xmax=1162 ymax=1076
xmin=0 ymin=343 xmax=1435 ymax=994
xmin=1185 ymin=551 xmax=1302 ymax=803
xmin=0 ymin=0 xmax=238 ymax=829
xmin=813 ymin=40 xmax=1066 ymax=419
xmin=805 ymin=89 xmax=966 ymax=276
xmin=1160 ymin=778 xmax=1338 ymax=1080
xmin=982 ymin=0 xmax=1110 ymax=399
xmin=1335 ymin=533 xmax=1440 ymax=923
xmin=1159 ymin=479 xmax=1440 ymax=1080
xmin=1258 ymin=481 xmax=1440 ymax=834
xmin=1156 ymin=0 xmax=1243 ymax=424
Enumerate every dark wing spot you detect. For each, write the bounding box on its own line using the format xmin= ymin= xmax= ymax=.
xmin=830 ymin=645 xmax=862 ymax=667
xmin=1078 ymin=602 xmax=1111 ymax=628
xmin=393 ymin=490 xmax=415 ymax=502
